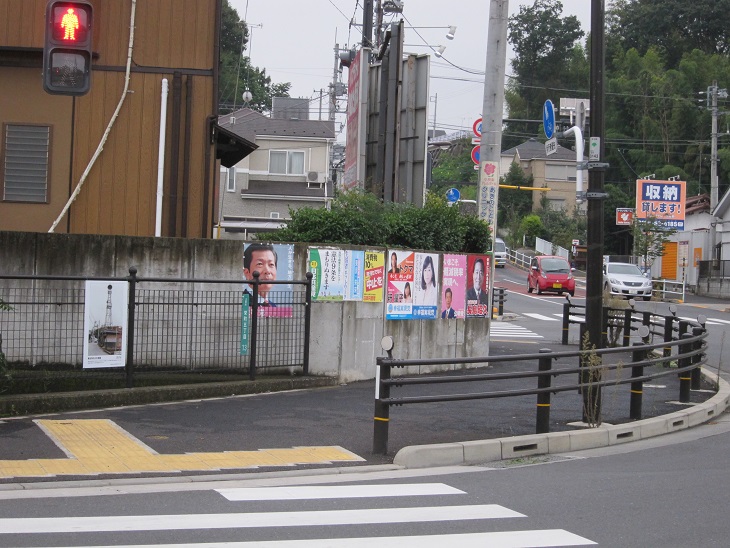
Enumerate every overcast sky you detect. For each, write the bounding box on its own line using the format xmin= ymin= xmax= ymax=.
xmin=228 ymin=1 xmax=597 ymax=139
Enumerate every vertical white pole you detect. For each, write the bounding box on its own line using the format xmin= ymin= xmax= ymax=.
xmin=155 ymin=78 xmax=169 ymax=237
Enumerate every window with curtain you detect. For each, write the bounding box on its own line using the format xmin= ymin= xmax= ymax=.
xmin=3 ymin=124 xmax=50 ymax=203
xmin=269 ymin=150 xmax=305 ymax=175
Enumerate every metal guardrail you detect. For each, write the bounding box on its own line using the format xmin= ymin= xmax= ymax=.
xmin=0 ymin=269 xmax=313 ymax=395
xmin=651 ymin=278 xmax=686 ymax=302
xmin=373 ymin=309 xmax=708 ymax=454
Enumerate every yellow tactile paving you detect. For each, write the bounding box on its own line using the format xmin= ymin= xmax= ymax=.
xmin=0 ymin=419 xmax=364 ymax=479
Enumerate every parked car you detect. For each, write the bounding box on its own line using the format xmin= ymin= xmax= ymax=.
xmin=493 ymin=237 xmax=508 ymax=268
xmin=527 ymin=255 xmax=575 ymax=296
xmin=603 ymin=262 xmax=652 ymax=300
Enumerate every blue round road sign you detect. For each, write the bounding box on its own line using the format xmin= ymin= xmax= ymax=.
xmin=543 ymin=100 xmax=555 ymax=140
xmin=446 ymin=188 xmax=461 ymax=203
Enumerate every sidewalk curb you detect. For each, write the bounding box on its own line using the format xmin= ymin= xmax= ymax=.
xmin=393 ymin=367 xmax=730 ymax=469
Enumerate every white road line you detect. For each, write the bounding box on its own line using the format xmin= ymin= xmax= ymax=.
xmin=216 ymin=483 xmax=465 ymax=501
xmin=523 ymin=313 xmax=559 ymax=321
xmin=0 ymin=505 xmax=525 ymax=534
xmin=490 ymin=326 xmax=543 ymax=339
xmin=80 ymin=529 xmax=597 ymax=547
xmin=679 ymin=316 xmax=724 ymax=326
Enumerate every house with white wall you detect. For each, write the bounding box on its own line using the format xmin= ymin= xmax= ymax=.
xmin=215 ymin=104 xmax=335 ymax=239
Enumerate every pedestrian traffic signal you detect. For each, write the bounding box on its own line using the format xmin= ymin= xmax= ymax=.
xmin=43 ymin=1 xmax=93 ymax=96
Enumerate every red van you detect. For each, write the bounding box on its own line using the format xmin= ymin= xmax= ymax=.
xmin=527 ymin=255 xmax=575 ymax=296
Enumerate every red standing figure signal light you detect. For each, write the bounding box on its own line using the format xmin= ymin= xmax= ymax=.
xmin=43 ymin=1 xmax=93 ymax=96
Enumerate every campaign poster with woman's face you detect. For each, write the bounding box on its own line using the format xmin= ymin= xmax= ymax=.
xmin=385 ymin=250 xmax=414 ymax=319
xmin=413 ymin=253 xmax=438 ymax=319
xmin=441 ymin=254 xmax=466 ymax=319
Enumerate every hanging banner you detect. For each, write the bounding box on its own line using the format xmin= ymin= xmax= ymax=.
xmin=82 ymin=281 xmax=128 ymax=369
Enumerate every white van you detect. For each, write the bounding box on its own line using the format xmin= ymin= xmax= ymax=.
xmin=493 ymin=237 xmax=508 ymax=268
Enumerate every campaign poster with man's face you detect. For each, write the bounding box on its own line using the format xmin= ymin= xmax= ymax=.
xmin=466 ymin=254 xmax=490 ymax=318
xmin=385 ymin=250 xmax=414 ymax=319
xmin=243 ymin=243 xmax=294 ymax=317
xmin=441 ymin=254 xmax=466 ymax=319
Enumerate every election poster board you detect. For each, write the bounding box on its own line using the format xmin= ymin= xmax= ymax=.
xmin=466 ymin=254 xmax=490 ymax=318
xmin=242 ymin=243 xmax=294 ymax=317
xmin=412 ymin=252 xmax=439 ymax=319
xmin=82 ymin=281 xmax=128 ymax=369
xmin=385 ymin=250 xmax=415 ymax=319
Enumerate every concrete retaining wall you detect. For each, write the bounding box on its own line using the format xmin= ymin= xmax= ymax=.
xmin=0 ymin=231 xmax=491 ymax=382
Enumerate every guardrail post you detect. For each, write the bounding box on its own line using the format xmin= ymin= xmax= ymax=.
xmin=536 ymin=349 xmax=552 ymax=434
xmin=663 ymin=315 xmax=674 ymax=368
xmin=578 ymin=322 xmax=587 ymax=392
xmin=562 ymin=299 xmax=571 ymax=345
xmin=125 ymin=267 xmax=137 ymax=389
xmin=601 ymin=305 xmax=609 ymax=347
xmin=303 ymin=272 xmax=312 ymax=375
xmin=630 ymin=341 xmax=644 ymax=420
xmin=373 ymin=356 xmax=391 ymax=455
xmin=691 ymin=326 xmax=704 ymax=390
xmin=622 ymin=307 xmax=633 ymax=347
xmin=678 ymin=333 xmax=693 ymax=403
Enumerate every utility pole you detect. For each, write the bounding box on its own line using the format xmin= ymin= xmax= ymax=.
xmin=363 ymin=0 xmax=373 ymax=48
xmin=583 ymin=0 xmax=607 ymax=423
xmin=709 ymin=81 xmax=728 ymax=210
xmin=330 ymin=43 xmax=340 ymax=122
xmin=479 ymin=0 xmax=509 ymax=356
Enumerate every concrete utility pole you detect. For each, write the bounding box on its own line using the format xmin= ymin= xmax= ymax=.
xmin=479 ymin=0 xmax=509 ymax=354
xmin=583 ymin=0 xmax=607 ymax=422
xmin=709 ymin=81 xmax=728 ymax=210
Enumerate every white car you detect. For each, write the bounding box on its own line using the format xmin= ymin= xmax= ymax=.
xmin=603 ymin=262 xmax=652 ymax=301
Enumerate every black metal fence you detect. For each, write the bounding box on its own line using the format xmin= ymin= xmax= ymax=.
xmin=0 ymin=269 xmax=312 ymax=395
xmin=373 ymin=307 xmax=708 ymax=454
xmin=698 ymin=260 xmax=730 ymax=279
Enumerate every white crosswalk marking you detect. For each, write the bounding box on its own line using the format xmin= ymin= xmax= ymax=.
xmin=1 ymin=481 xmax=597 ymax=547
xmin=79 ymin=530 xmax=597 ymax=547
xmin=490 ymin=324 xmax=543 ymax=339
xmin=0 ymin=505 xmax=525 ymax=533
xmin=524 ymin=313 xmax=559 ymax=321
xmin=217 ymin=483 xmax=465 ymax=501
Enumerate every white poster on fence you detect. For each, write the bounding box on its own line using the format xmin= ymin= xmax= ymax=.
xmin=82 ymin=281 xmax=129 ymax=369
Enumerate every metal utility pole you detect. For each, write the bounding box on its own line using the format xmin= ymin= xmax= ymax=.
xmin=479 ymin=0 xmax=509 ymax=355
xmin=583 ymin=0 xmax=607 ymax=423
xmin=363 ymin=0 xmax=373 ymax=48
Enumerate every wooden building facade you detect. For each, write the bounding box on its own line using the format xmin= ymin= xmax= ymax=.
xmin=0 ymin=0 xmax=251 ymax=237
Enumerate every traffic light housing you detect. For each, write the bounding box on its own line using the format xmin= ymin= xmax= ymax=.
xmin=43 ymin=1 xmax=93 ymax=96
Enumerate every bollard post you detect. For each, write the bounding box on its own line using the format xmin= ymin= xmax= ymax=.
xmin=601 ymin=305 xmax=609 ymax=347
xmin=690 ymin=326 xmax=704 ymax=390
xmin=373 ymin=357 xmax=391 ymax=455
xmin=536 ymin=349 xmax=553 ymax=434
xmin=562 ymin=299 xmax=571 ymax=345
xmin=630 ymin=341 xmax=645 ymax=420
xmin=678 ymin=333 xmax=693 ymax=403
xmin=578 ymin=321 xmax=587 ymax=393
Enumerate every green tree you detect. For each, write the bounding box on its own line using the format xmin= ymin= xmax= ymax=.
xmin=505 ymin=0 xmax=588 ymax=148
xmin=218 ymin=0 xmax=291 ymax=114
xmin=430 ymin=138 xmax=478 ymax=200
xmin=520 ymin=214 xmax=543 ymax=248
xmin=263 ymin=191 xmax=491 ymax=253
xmin=499 ymin=161 xmax=534 ymax=228
xmin=631 ymin=216 xmax=677 ymax=269
xmin=608 ymin=0 xmax=730 ymax=69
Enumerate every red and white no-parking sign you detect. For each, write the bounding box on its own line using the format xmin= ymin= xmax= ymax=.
xmin=472 ymin=117 xmax=482 ymax=138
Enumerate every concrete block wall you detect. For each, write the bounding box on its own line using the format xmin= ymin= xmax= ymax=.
xmin=0 ymin=231 xmax=491 ymax=381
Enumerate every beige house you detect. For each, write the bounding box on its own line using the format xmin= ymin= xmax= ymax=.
xmin=215 ymin=106 xmax=335 ymax=239
xmin=501 ymin=138 xmax=587 ymax=215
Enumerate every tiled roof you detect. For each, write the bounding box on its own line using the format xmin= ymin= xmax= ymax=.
xmin=218 ymin=107 xmax=335 ymax=141
xmin=502 ymin=138 xmax=583 ymax=161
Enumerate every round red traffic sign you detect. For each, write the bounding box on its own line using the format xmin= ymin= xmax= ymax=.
xmin=472 ymin=117 xmax=482 ymax=137
xmin=471 ymin=145 xmax=480 ymax=165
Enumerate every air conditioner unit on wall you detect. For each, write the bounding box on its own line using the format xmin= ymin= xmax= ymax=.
xmin=306 ymin=171 xmax=326 ymax=184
